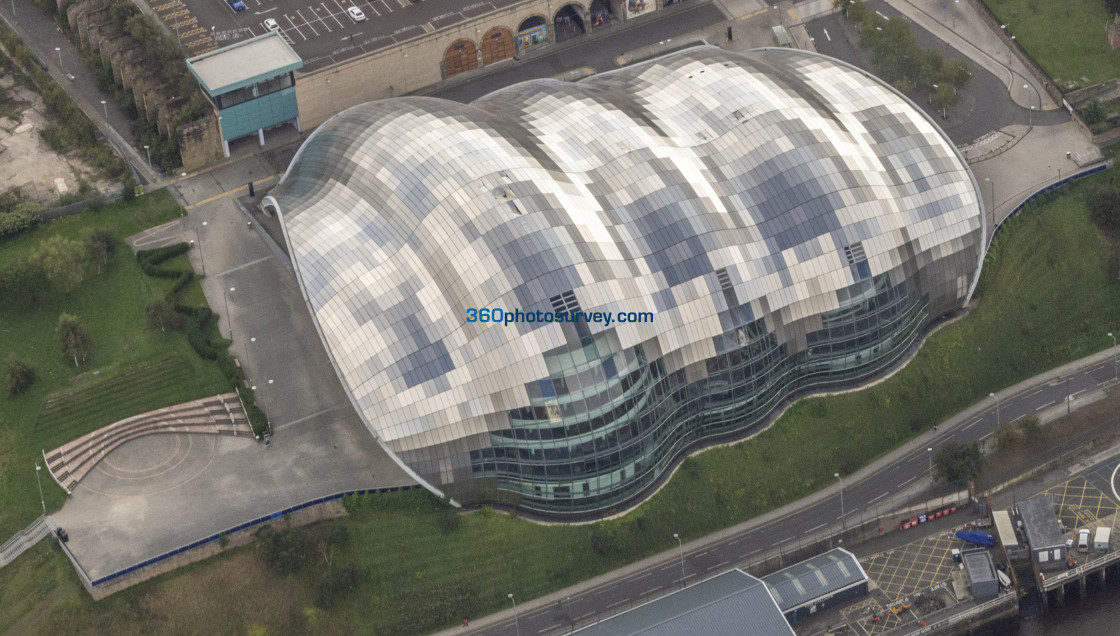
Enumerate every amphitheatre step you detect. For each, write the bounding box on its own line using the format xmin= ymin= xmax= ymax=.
xmin=43 ymin=393 xmax=249 ymax=494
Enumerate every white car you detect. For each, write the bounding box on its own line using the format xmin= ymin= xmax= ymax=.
xmin=264 ymin=18 xmax=280 ymax=32
xmin=347 ymin=6 xmax=366 ymax=22
xmin=1078 ymin=528 xmax=1091 ymax=553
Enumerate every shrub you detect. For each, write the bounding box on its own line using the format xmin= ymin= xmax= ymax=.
xmin=316 ymin=563 xmax=365 ymax=609
xmin=934 ymin=441 xmax=985 ymax=482
xmin=255 ymin=525 xmax=312 ymax=576
xmin=4 ymin=354 xmax=37 ymax=396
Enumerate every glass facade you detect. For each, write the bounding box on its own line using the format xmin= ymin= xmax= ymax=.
xmin=270 ymin=47 xmax=985 ymax=517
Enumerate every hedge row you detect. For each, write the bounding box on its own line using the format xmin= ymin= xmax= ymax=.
xmin=136 ymin=242 xmax=269 ymax=435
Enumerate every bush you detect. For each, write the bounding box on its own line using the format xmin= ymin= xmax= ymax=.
xmin=4 ymin=354 xmax=37 ymax=396
xmin=316 ymin=563 xmax=365 ymax=609
xmin=935 ymin=441 xmax=985 ymax=482
xmin=255 ymin=525 xmax=312 ymax=576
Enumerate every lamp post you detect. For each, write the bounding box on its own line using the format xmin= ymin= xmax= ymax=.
xmin=144 ymin=145 xmax=152 ymax=171
xmin=835 ymin=472 xmax=844 ymax=543
xmin=1109 ymin=333 xmax=1118 ymax=380
xmin=927 ymin=447 xmax=934 ymax=484
xmin=984 ymin=177 xmax=995 ymax=226
xmin=990 ymin=392 xmax=1000 ymax=425
xmin=508 ymin=593 xmax=519 ymax=636
xmin=35 ymin=464 xmax=45 ymax=515
xmin=1008 ymin=35 xmax=1016 ymax=64
xmin=100 ymin=100 xmax=107 ymax=119
xmin=54 ymin=47 xmax=64 ymax=73
xmin=673 ymin=533 xmax=685 ymax=587
xmin=225 ymin=286 xmax=235 ymax=344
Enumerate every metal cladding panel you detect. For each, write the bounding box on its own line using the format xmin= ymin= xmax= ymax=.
xmin=762 ymin=548 xmax=868 ymax=611
xmin=572 ymin=570 xmax=793 ymax=636
xmin=273 ymin=47 xmax=985 ymax=515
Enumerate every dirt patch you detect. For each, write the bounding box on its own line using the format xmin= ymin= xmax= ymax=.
xmin=0 ymin=73 xmax=117 ymax=206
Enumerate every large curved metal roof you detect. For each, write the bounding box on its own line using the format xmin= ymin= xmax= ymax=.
xmin=270 ymin=46 xmax=984 ymax=497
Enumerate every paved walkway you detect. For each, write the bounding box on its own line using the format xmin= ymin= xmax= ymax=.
xmin=0 ymin=6 xmax=157 ymax=184
xmin=0 ymin=516 xmax=52 ymax=570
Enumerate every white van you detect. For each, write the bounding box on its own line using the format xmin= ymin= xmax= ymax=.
xmin=1095 ymin=527 xmax=1111 ymax=553
xmin=1077 ymin=528 xmax=1091 ymax=553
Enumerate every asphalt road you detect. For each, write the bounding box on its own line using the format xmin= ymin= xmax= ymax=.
xmin=430 ymin=1 xmax=728 ymax=103
xmin=472 ymin=355 xmax=1120 ymax=635
xmin=804 ymin=0 xmax=1067 ymax=146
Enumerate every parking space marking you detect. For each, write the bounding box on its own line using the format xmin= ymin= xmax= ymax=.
xmin=322 ymin=2 xmax=345 ymax=28
xmin=363 ymin=0 xmax=381 ymax=17
xmin=377 ymin=0 xmax=392 ymax=14
xmin=295 ymin=9 xmax=320 ymax=35
xmin=284 ymin=15 xmax=309 ymax=40
xmin=311 ymin=6 xmax=334 ymax=32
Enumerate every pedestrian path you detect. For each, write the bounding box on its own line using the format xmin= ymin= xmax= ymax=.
xmin=0 ymin=516 xmax=52 ymax=570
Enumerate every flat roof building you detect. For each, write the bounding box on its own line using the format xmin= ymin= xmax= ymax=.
xmin=573 ymin=569 xmax=794 ymax=636
xmin=762 ymin=548 xmax=869 ymax=623
xmin=187 ymin=33 xmax=303 ymax=157
xmin=1018 ymin=496 xmax=1067 ymax=569
xmin=961 ymin=548 xmax=998 ymax=599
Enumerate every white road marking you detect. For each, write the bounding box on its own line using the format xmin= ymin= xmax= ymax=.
xmin=363 ymin=0 xmax=381 ymax=17
xmin=539 ymin=625 xmax=560 ymax=634
xmin=1036 ymin=401 xmax=1054 ymax=411
xmin=876 ymin=10 xmax=888 ymax=19
xmin=805 ymin=522 xmax=827 ymax=533
xmin=980 ymin=431 xmax=993 ymax=440
xmin=606 ymin=598 xmax=629 ymax=609
xmin=1072 ymin=389 xmax=1086 ymax=397
xmin=900 ymin=475 xmax=916 ymax=487
xmin=296 ymin=9 xmax=319 ymax=35
xmin=255 ymin=6 xmax=277 ymax=13
xmin=323 ymin=2 xmax=345 ymax=28
xmin=633 ymin=571 xmax=651 ymax=580
xmin=823 ymin=27 xmax=830 ymax=41
xmin=379 ymin=0 xmax=392 ymax=13
xmin=870 ymin=491 xmax=889 ymax=503
xmin=642 ymin=586 xmax=662 ymax=595
xmin=729 ymin=536 xmax=747 ymax=545
xmin=962 ymin=418 xmax=981 ymax=431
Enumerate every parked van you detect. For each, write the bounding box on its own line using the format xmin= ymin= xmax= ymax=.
xmin=997 ymin=570 xmax=1012 ymax=590
xmin=1095 ymin=527 xmax=1111 ymax=553
xmin=1077 ymin=528 xmax=1091 ymax=553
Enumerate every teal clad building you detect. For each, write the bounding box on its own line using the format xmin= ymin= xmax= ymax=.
xmin=186 ymin=33 xmax=303 ymax=157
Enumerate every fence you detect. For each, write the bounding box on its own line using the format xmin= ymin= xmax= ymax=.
xmin=986 ymin=163 xmax=1109 ymax=250
xmin=84 ymin=484 xmax=420 ymax=590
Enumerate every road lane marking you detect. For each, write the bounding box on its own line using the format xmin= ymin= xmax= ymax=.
xmin=539 ymin=625 xmax=560 ymax=634
xmin=642 ymin=586 xmax=662 ymax=595
xmin=823 ymin=27 xmax=830 ymax=41
xmin=1036 ymin=401 xmax=1054 ymax=411
xmin=962 ymin=418 xmax=981 ymax=431
xmin=900 ymin=475 xmax=916 ymax=487
xmin=870 ymin=491 xmax=889 ymax=503
xmin=606 ymin=598 xmax=628 ymax=609
xmin=707 ymin=560 xmax=729 ymax=571
xmin=805 ymin=522 xmax=827 ymax=533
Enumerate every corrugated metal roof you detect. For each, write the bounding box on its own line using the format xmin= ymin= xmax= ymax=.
xmin=993 ymin=510 xmax=1018 ymax=548
xmin=574 ymin=569 xmax=793 ymax=636
xmin=762 ymin=548 xmax=868 ymax=612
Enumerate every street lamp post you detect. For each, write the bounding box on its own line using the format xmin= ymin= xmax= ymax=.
xmin=225 ymin=287 xmax=235 ymax=344
xmin=508 ymin=593 xmax=520 ymax=636
xmin=1008 ymin=35 xmax=1016 ymax=64
xmin=673 ymin=533 xmax=685 ymax=587
xmin=144 ymin=145 xmax=152 ymax=171
xmin=927 ymin=447 xmax=934 ymax=484
xmin=54 ymin=47 xmax=64 ymax=73
xmin=35 ymin=464 xmax=45 ymax=516
xmin=1109 ymin=333 xmax=1118 ymax=379
xmin=100 ymin=99 xmax=108 ymax=119
xmin=990 ymin=392 xmax=1000 ymax=425
xmin=835 ymin=472 xmax=844 ymax=543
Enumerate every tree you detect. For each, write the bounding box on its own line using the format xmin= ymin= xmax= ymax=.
xmin=255 ymin=524 xmax=312 ymax=576
xmin=1087 ymin=182 xmax=1120 ymax=234
xmin=994 ymin=420 xmax=1020 ymax=451
xmin=4 ymin=354 xmax=37 ymax=396
xmin=944 ymin=58 xmax=972 ymax=92
xmin=919 ymin=49 xmax=945 ymax=94
xmin=0 ymin=259 xmax=49 ymax=307
xmin=933 ymin=83 xmax=958 ymax=115
xmin=1082 ymin=100 xmax=1107 ymax=126
xmin=57 ymin=313 xmax=93 ymax=367
xmin=316 ymin=563 xmax=365 ymax=609
xmin=145 ymin=298 xmax=183 ymax=331
xmin=32 ymin=235 xmax=85 ymax=294
xmin=87 ymin=229 xmax=116 ymax=274
xmin=934 ymin=441 xmax=985 ymax=482
xmin=847 ymin=0 xmax=866 ymax=24
xmin=1017 ymin=415 xmax=1041 ymax=441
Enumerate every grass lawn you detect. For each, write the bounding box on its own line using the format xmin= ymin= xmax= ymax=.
xmin=983 ymin=0 xmax=1120 ymax=86
xmin=0 ymin=190 xmax=230 ymax=538
xmin=4 ymin=176 xmax=1120 ymax=635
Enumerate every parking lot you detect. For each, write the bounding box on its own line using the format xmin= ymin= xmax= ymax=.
xmin=862 ymin=530 xmax=965 ymax=602
xmin=153 ymin=0 xmax=512 ymax=69
xmin=1038 ymin=458 xmax=1119 ymax=563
